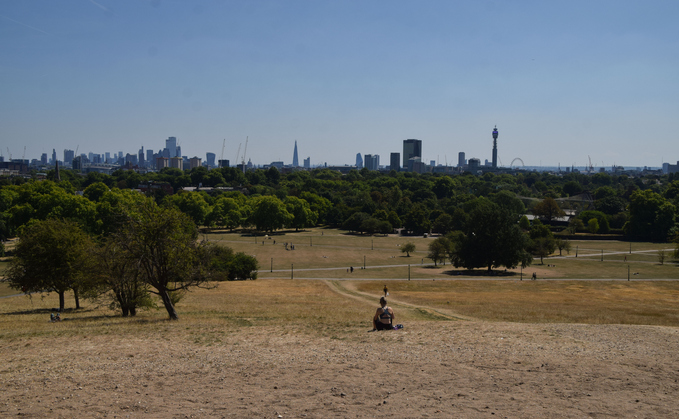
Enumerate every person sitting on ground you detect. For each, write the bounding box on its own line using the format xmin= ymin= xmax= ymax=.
xmin=373 ymin=297 xmax=394 ymax=331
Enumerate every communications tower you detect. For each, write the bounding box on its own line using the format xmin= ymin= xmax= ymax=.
xmin=492 ymin=126 xmax=498 ymax=168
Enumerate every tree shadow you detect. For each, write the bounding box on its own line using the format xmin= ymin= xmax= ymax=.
xmin=441 ymin=269 xmax=519 ymax=277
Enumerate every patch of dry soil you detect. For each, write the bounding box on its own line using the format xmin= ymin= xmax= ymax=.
xmin=2 ymin=321 xmax=678 ymax=418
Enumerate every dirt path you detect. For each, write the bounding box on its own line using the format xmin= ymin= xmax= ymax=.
xmin=324 ymin=279 xmax=476 ymax=321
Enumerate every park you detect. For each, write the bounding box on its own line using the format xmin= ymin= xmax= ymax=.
xmin=2 ymin=227 xmax=679 ymax=417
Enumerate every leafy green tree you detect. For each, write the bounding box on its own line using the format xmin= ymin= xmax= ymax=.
xmin=247 ymin=196 xmax=293 ymax=233
xmin=206 ymin=196 xmax=244 ymax=230
xmin=429 ymin=213 xmax=451 ymax=235
xmin=489 ymin=190 xmax=525 ymax=215
xmin=94 ymin=188 xmax=150 ymax=236
xmin=206 ymin=244 xmax=259 ymax=280
xmin=6 ymin=219 xmax=95 ymax=310
xmin=83 ymin=182 xmax=110 ymax=202
xmin=532 ymin=197 xmax=565 ymax=224
xmin=403 ymin=204 xmax=431 ymax=235
xmin=428 ymin=237 xmax=452 ymax=266
xmin=163 ymin=192 xmax=210 ymax=226
xmin=401 ymin=242 xmax=416 ymax=257
xmin=529 ymin=222 xmax=556 ymax=264
xmin=448 ymin=199 xmax=532 ymax=272
xmin=519 ymin=215 xmax=531 ymax=230
xmin=112 ymin=202 xmax=213 ymax=320
xmin=89 ymin=239 xmax=153 ymax=317
xmin=588 ymin=218 xmax=600 ymax=233
xmin=567 ymin=218 xmax=585 ymax=234
xmin=555 ymin=238 xmax=571 ymax=256
xmin=625 ymin=190 xmax=677 ymax=241
xmin=285 ymin=196 xmax=318 ymax=231
xmin=342 ymin=212 xmax=370 ymax=233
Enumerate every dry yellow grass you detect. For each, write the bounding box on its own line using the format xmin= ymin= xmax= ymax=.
xmin=354 ymin=279 xmax=679 ymax=326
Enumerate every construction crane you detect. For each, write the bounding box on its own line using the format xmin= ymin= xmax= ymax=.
xmin=6 ymin=147 xmax=11 ymax=161
xmin=220 ymin=139 xmax=225 ymax=162
xmin=588 ymin=156 xmax=593 ymax=174
xmin=22 ymin=146 xmax=26 ymax=160
xmin=235 ymin=143 xmax=241 ymax=166
xmin=241 ymin=136 xmax=249 ymax=173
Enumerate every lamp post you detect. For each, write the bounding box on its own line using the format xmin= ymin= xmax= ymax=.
xmin=408 ymin=264 xmax=411 ymax=281
xmin=270 ymin=258 xmax=273 ymax=273
xmin=291 ymin=264 xmax=294 ymax=280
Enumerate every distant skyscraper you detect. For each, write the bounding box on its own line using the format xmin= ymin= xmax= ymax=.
xmin=206 ymin=152 xmax=216 ymax=168
xmin=364 ymin=154 xmax=377 ymax=171
xmin=390 ymin=152 xmax=400 ymax=171
xmin=146 ymin=150 xmax=154 ymax=167
xmin=458 ymin=152 xmax=466 ymax=168
xmin=64 ymin=149 xmax=74 ymax=164
xmin=138 ymin=146 xmax=145 ymax=167
xmin=492 ymin=126 xmax=498 ymax=168
xmin=402 ymin=139 xmax=422 ymax=170
xmin=189 ymin=157 xmax=201 ymax=170
xmin=176 ymin=145 xmax=181 ymax=157
xmin=356 ymin=153 xmax=363 ymax=169
xmin=52 ymin=149 xmax=57 ymax=165
xmin=41 ymin=153 xmax=48 ymax=165
xmin=303 ymin=157 xmax=310 ymax=169
xmin=166 ymin=137 xmax=177 ymax=157
xmin=292 ymin=141 xmax=299 ymax=167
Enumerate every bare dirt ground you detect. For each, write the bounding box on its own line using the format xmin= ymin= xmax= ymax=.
xmin=2 ymin=320 xmax=678 ymax=418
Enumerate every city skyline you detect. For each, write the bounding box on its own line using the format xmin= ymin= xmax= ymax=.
xmin=2 ymin=1 xmax=678 ymax=167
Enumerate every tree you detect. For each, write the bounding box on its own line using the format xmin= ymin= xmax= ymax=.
xmin=448 ymin=199 xmax=532 ymax=272
xmin=206 ymin=244 xmax=259 ymax=280
xmin=285 ymin=196 xmax=318 ymax=231
xmin=163 ymin=192 xmax=210 ymax=226
xmin=588 ymin=218 xmax=600 ymax=234
xmin=428 ymin=237 xmax=452 ymax=266
xmin=532 ymin=197 xmax=565 ymax=224
xmin=89 ymin=239 xmax=153 ymax=316
xmin=247 ymin=196 xmax=293 ymax=233
xmin=6 ymin=219 xmax=94 ymax=311
xmin=555 ymin=238 xmax=571 ymax=256
xmin=112 ymin=202 xmax=212 ymax=320
xmin=342 ymin=212 xmax=370 ymax=233
xmin=432 ymin=213 xmax=453 ymax=235
xmin=401 ymin=242 xmax=416 ymax=257
xmin=567 ymin=218 xmax=584 ymax=234
xmin=519 ymin=215 xmax=530 ymax=230
xmin=625 ymin=190 xmax=677 ymax=242
xmin=529 ymin=222 xmax=556 ymax=264
xmin=657 ymin=249 xmax=667 ymax=265
xmin=206 ymin=196 xmax=244 ymax=230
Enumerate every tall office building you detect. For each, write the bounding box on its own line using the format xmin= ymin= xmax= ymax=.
xmin=303 ymin=157 xmax=310 ymax=169
xmin=64 ymin=149 xmax=75 ymax=164
xmin=146 ymin=150 xmax=154 ymax=167
xmin=356 ymin=153 xmax=363 ymax=169
xmin=189 ymin=157 xmax=202 ymax=170
xmin=458 ymin=152 xmax=466 ymax=168
xmin=206 ymin=152 xmax=216 ymax=168
xmin=52 ymin=149 xmax=57 ymax=165
xmin=390 ymin=152 xmax=400 ymax=171
xmin=138 ymin=146 xmax=145 ymax=167
xmin=364 ymin=154 xmax=379 ymax=171
xmin=402 ymin=139 xmax=422 ymax=170
xmin=41 ymin=153 xmax=48 ymax=165
xmin=292 ymin=141 xmax=299 ymax=167
xmin=166 ymin=137 xmax=177 ymax=158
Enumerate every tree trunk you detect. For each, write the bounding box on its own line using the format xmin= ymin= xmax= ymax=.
xmin=130 ymin=307 xmax=137 ymax=316
xmin=58 ymin=291 xmax=65 ymax=311
xmin=121 ymin=307 xmax=129 ymax=317
xmin=159 ymin=288 xmax=179 ymax=320
xmin=73 ymin=287 xmax=80 ymax=309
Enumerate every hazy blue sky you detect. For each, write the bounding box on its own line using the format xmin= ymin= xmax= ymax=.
xmin=2 ymin=0 xmax=678 ymax=168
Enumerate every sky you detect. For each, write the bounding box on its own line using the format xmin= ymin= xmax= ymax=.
xmin=1 ymin=0 xmax=678 ymax=168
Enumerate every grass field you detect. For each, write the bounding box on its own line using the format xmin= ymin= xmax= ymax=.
xmin=0 ymin=228 xmax=677 ymax=338
xmin=207 ymin=228 xmax=678 ymax=280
